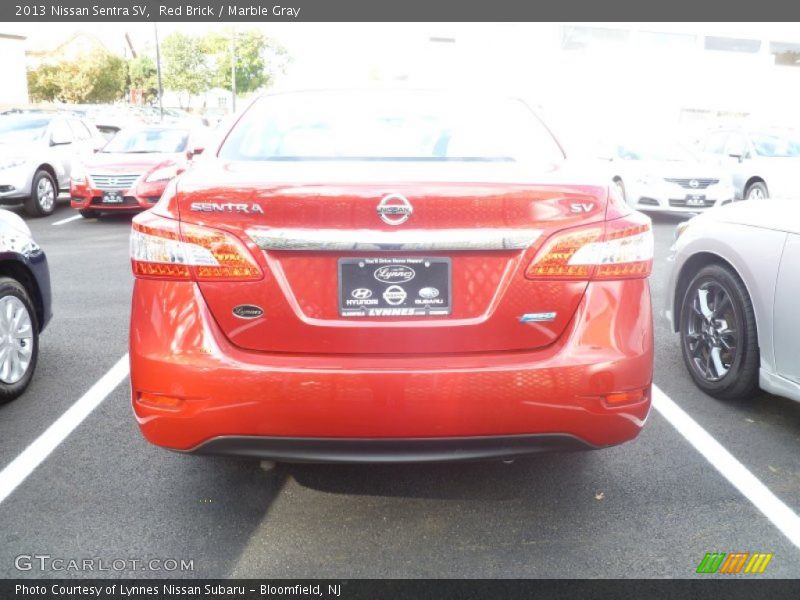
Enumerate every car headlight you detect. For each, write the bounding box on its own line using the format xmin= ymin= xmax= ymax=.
xmin=145 ymin=164 xmax=181 ymax=183
xmin=70 ymin=163 xmax=86 ymax=184
xmin=674 ymin=219 xmax=693 ymax=240
xmin=0 ymin=158 xmax=26 ymax=171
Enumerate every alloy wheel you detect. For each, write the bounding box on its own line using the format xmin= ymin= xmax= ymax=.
xmin=0 ymin=295 xmax=34 ymax=385
xmin=37 ymin=177 xmax=55 ymax=212
xmin=684 ymin=281 xmax=738 ymax=382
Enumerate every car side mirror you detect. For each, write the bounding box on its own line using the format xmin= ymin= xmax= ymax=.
xmin=50 ymin=134 xmax=72 ymax=146
xmin=728 ymin=153 xmax=745 ymax=163
xmin=187 ymin=146 xmax=204 ymax=160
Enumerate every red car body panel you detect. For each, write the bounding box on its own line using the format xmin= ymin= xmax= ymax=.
xmin=128 ymin=94 xmax=654 ymax=462
xmin=131 ymin=276 xmax=652 ymax=449
xmin=71 ymin=154 xmax=185 ymax=212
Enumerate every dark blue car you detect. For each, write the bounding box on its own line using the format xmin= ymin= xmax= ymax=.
xmin=0 ymin=209 xmax=51 ymax=402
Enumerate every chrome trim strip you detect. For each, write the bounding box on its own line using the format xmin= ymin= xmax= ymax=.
xmin=246 ymin=228 xmax=541 ymax=252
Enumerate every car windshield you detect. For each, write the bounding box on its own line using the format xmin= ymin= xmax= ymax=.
xmin=218 ymin=91 xmax=564 ymax=164
xmin=614 ymin=138 xmax=697 ymax=161
xmin=101 ymin=128 xmax=189 ymax=154
xmin=0 ymin=116 xmax=50 ymax=144
xmin=750 ymin=132 xmax=800 ymax=157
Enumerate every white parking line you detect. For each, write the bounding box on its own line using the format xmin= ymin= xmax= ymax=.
xmin=653 ymin=384 xmax=800 ymax=549
xmin=0 ymin=354 xmax=130 ymax=505
xmin=52 ymin=214 xmax=82 ymax=226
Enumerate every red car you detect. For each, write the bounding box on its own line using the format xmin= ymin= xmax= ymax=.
xmin=129 ymin=91 xmax=654 ymax=463
xmin=70 ymin=126 xmax=194 ymax=218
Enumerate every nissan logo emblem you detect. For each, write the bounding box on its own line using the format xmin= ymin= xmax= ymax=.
xmin=689 ymin=179 xmax=700 ymax=189
xmin=376 ymin=193 xmax=413 ymax=226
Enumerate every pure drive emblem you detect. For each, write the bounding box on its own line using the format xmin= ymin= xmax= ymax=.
xmin=351 ymin=288 xmax=373 ymax=299
xmin=382 ymin=285 xmax=407 ymax=306
xmin=376 ymin=193 xmax=413 ymax=225
xmin=374 ymin=265 xmax=415 ymax=283
xmin=232 ymin=305 xmax=264 ymax=319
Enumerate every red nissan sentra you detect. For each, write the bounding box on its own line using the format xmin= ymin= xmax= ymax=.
xmin=129 ymin=90 xmax=654 ymax=463
xmin=71 ymin=126 xmax=194 ymax=218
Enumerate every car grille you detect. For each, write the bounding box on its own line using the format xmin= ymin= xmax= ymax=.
xmin=89 ymin=174 xmax=140 ymax=191
xmin=669 ymin=198 xmax=716 ymax=208
xmin=664 ymin=178 xmax=719 ymax=190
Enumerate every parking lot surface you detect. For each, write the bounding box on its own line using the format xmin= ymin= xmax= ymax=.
xmin=1 ymin=202 xmax=799 ymax=578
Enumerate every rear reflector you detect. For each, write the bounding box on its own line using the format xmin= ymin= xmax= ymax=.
xmin=130 ymin=212 xmax=262 ymax=281
xmin=525 ymin=211 xmax=653 ymax=280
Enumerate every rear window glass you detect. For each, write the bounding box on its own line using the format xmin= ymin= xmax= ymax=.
xmin=218 ymin=91 xmax=564 ymax=164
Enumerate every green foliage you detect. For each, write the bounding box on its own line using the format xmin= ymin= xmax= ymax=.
xmin=161 ymin=32 xmax=212 ymax=105
xmin=27 ymin=50 xmax=127 ymax=103
xmin=201 ymin=29 xmax=289 ymax=94
xmin=128 ymin=55 xmax=159 ymax=102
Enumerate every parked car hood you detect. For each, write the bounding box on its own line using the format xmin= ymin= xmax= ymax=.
xmin=84 ymin=152 xmax=183 ymax=173
xmin=701 ymin=198 xmax=800 ymax=235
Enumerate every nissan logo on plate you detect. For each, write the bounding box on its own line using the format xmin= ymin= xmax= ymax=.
xmin=376 ymin=193 xmax=413 ymax=225
xmin=374 ymin=265 xmax=416 ymax=283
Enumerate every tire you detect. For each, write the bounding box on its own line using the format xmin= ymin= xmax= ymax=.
xmin=0 ymin=277 xmax=39 ymax=404
xmin=678 ymin=264 xmax=759 ymax=401
xmin=745 ymin=181 xmax=768 ymax=200
xmin=79 ymin=209 xmax=100 ymax=219
xmin=24 ymin=169 xmax=58 ymax=217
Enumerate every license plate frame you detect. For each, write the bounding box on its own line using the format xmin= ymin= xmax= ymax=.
xmin=102 ymin=191 xmax=124 ymax=204
xmin=685 ymin=194 xmax=707 ymax=207
xmin=338 ymin=257 xmax=451 ymax=317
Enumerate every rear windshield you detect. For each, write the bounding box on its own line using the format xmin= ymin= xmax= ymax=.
xmin=218 ymin=91 xmax=564 ymax=164
xmin=101 ymin=128 xmax=189 ymax=154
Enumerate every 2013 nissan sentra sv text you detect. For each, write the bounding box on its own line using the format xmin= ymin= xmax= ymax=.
xmin=128 ymin=90 xmax=655 ymax=463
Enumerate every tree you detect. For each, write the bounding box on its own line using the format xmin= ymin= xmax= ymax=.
xmin=27 ymin=50 xmax=127 ymax=103
xmin=128 ymin=55 xmax=159 ymax=103
xmin=202 ymin=29 xmax=289 ymax=94
xmin=161 ymin=32 xmax=212 ymax=107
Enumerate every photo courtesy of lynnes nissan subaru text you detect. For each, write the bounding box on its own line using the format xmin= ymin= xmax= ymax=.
xmin=128 ymin=90 xmax=654 ymax=463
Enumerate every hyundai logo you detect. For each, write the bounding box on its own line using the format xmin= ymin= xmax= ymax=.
xmin=351 ymin=288 xmax=373 ymax=300
xmin=377 ymin=193 xmax=413 ymax=225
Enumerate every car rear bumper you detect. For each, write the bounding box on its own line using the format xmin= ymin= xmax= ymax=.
xmin=184 ymin=434 xmax=597 ymax=463
xmin=130 ymin=278 xmax=653 ymax=458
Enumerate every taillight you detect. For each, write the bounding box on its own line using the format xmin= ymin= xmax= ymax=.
xmin=526 ymin=212 xmax=653 ymax=280
xmin=130 ymin=212 xmax=262 ymax=281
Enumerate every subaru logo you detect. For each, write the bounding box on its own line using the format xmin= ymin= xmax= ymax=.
xmin=689 ymin=179 xmax=700 ymax=189
xmin=418 ymin=287 xmax=440 ymax=299
xmin=351 ymin=288 xmax=373 ymax=300
xmin=376 ymin=193 xmax=413 ymax=226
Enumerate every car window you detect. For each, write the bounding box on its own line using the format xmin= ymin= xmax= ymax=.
xmin=101 ymin=128 xmax=189 ymax=153
xmin=750 ymin=132 xmax=800 ymax=157
xmin=218 ymin=91 xmax=565 ymax=164
xmin=67 ymin=118 xmax=91 ymax=141
xmin=50 ymin=118 xmax=74 ymax=144
xmin=725 ymin=133 xmax=750 ymax=158
xmin=0 ymin=115 xmax=50 ymax=143
xmin=702 ymin=131 xmax=728 ymax=155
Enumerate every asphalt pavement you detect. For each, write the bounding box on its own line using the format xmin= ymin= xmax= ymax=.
xmin=0 ymin=201 xmax=798 ymax=579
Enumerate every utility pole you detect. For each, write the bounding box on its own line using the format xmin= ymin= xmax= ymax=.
xmin=154 ymin=23 xmax=164 ymax=121
xmin=230 ymin=27 xmax=237 ymax=113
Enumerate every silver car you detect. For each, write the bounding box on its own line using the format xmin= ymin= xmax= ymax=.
xmin=600 ymin=137 xmax=735 ymax=214
xmin=698 ymin=128 xmax=800 ymax=200
xmin=0 ymin=113 xmax=103 ymax=216
xmin=665 ymin=199 xmax=800 ymax=402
